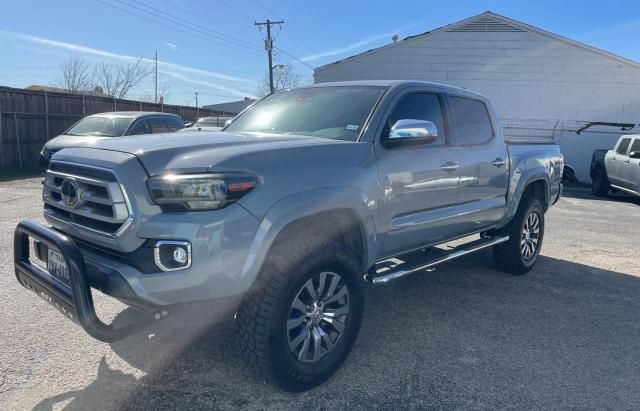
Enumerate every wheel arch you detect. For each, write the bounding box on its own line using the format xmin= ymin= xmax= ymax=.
xmin=503 ymin=171 xmax=551 ymax=226
xmin=239 ymin=187 xmax=376 ymax=293
xmin=269 ymin=209 xmax=368 ymax=269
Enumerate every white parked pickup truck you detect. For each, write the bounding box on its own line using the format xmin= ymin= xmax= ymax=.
xmin=591 ymin=135 xmax=640 ymax=197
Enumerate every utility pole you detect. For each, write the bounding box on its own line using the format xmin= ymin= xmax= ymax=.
xmin=255 ymin=19 xmax=284 ymax=93
xmin=194 ymin=92 xmax=199 ymax=119
xmin=154 ymin=50 xmax=158 ymax=104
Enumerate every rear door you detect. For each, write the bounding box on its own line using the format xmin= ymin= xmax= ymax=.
xmin=166 ymin=117 xmax=184 ymax=132
xmin=448 ymin=95 xmax=509 ymax=233
xmin=148 ymin=117 xmax=170 ymax=133
xmin=621 ymin=138 xmax=640 ymax=192
xmin=127 ymin=119 xmax=151 ymax=135
xmin=606 ymin=137 xmax=632 ymax=186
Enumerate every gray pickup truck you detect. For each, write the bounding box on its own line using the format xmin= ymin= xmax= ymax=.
xmin=14 ymin=80 xmax=562 ymax=391
xmin=591 ymin=135 xmax=640 ymax=197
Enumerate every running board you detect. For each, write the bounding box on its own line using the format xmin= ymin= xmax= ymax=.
xmin=365 ymin=235 xmax=509 ymax=284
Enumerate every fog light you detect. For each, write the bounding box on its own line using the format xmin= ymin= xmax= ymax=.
xmin=154 ymin=241 xmax=191 ymax=272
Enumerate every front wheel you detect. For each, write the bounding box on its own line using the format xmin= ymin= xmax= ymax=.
xmin=236 ymin=241 xmax=364 ymax=391
xmin=493 ymin=196 xmax=545 ymax=275
xmin=591 ymin=169 xmax=610 ymax=197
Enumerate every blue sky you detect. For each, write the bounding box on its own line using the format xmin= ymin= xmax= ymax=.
xmin=1 ymin=0 xmax=639 ymax=106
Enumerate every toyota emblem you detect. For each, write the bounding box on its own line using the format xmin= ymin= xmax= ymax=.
xmin=61 ymin=177 xmax=79 ymax=207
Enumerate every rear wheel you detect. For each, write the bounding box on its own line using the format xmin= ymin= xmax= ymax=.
xmin=493 ymin=196 xmax=545 ymax=275
xmin=236 ymin=241 xmax=364 ymax=391
xmin=591 ymin=169 xmax=610 ymax=197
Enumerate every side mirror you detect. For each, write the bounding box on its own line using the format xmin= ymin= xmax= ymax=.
xmin=388 ymin=119 xmax=438 ymax=144
xmin=629 ymin=151 xmax=640 ymax=159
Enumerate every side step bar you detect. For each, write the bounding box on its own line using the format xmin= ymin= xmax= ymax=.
xmin=365 ymin=235 xmax=509 ymax=284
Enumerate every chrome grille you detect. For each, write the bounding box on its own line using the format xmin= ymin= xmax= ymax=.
xmin=43 ymin=162 xmax=132 ymax=236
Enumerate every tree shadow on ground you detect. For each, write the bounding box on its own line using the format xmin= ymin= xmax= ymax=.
xmin=33 ymin=251 xmax=640 ymax=409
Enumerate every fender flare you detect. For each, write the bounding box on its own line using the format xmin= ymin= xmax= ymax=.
xmin=504 ymin=167 xmax=551 ymax=224
xmin=238 ymin=186 xmax=377 ymax=290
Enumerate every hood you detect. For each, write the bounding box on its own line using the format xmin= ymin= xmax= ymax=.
xmin=44 ymin=134 xmax=112 ymax=153
xmin=56 ymin=130 xmax=345 ymax=175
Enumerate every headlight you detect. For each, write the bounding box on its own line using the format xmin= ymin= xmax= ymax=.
xmin=147 ymin=173 xmax=257 ymax=211
xmin=40 ymin=147 xmax=52 ymax=158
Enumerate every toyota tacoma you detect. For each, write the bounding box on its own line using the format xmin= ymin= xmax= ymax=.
xmin=14 ymin=80 xmax=563 ymax=391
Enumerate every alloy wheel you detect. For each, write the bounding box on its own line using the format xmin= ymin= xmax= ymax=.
xmin=521 ymin=211 xmax=540 ymax=260
xmin=286 ymin=272 xmax=349 ymax=364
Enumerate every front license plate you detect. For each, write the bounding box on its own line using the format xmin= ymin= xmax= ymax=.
xmin=47 ymin=249 xmax=70 ymax=286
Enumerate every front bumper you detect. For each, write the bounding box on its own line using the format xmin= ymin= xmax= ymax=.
xmin=14 ymin=220 xmax=158 ymax=342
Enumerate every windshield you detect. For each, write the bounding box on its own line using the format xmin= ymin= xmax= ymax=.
xmin=66 ymin=116 xmax=131 ymax=137
xmin=225 ymin=86 xmax=386 ymax=141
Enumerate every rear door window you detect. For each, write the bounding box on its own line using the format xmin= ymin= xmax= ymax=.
xmin=149 ymin=117 xmax=170 ymax=133
xmin=128 ymin=119 xmax=151 ymax=135
xmin=616 ymin=138 xmax=632 ymax=155
xmin=449 ymin=96 xmax=494 ymax=146
xmin=166 ymin=117 xmax=184 ymax=132
xmin=630 ymin=138 xmax=640 ymax=154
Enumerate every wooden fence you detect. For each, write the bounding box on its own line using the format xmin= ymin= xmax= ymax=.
xmin=0 ymin=86 xmax=234 ymax=169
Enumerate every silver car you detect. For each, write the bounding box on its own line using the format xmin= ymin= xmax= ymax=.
xmin=40 ymin=112 xmax=184 ymax=170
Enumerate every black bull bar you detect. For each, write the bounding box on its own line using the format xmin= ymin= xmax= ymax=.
xmin=14 ymin=220 xmax=155 ymax=343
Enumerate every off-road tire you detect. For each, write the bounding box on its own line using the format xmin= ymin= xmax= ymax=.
xmin=493 ymin=195 xmax=545 ymax=275
xmin=591 ymin=168 xmax=610 ymax=197
xmin=236 ymin=240 xmax=364 ymax=392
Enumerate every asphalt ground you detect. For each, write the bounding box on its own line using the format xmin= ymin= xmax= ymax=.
xmin=0 ymin=178 xmax=639 ymax=409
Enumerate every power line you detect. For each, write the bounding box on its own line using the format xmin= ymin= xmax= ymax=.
xmin=277 ymin=48 xmax=315 ymax=71
xmin=218 ymin=0 xmax=256 ymax=23
xmin=125 ymin=0 xmax=262 ymax=52
xmin=114 ymin=0 xmax=262 ymax=54
xmin=94 ymin=0 xmax=262 ymax=57
xmin=211 ymin=0 xmax=313 ymax=68
xmin=249 ymin=0 xmax=316 ymax=55
xmin=157 ymin=0 xmax=256 ymax=42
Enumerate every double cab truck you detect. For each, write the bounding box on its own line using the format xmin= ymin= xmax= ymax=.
xmin=591 ymin=135 xmax=640 ymax=197
xmin=14 ymin=81 xmax=563 ymax=391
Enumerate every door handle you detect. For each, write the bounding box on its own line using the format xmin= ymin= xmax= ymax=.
xmin=440 ymin=161 xmax=459 ymax=172
xmin=491 ymin=158 xmax=506 ymax=168
xmin=624 ymin=159 xmax=630 ymax=164
xmin=611 ymin=157 xmax=616 ymax=161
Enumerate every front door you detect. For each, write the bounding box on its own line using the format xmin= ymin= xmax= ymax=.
xmin=606 ymin=137 xmax=632 ymax=187
xmin=620 ymin=138 xmax=640 ymax=192
xmin=448 ymin=96 xmax=509 ymax=233
xmin=375 ymin=91 xmax=464 ymax=258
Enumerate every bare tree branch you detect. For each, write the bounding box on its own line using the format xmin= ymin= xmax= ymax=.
xmin=94 ymin=62 xmax=118 ymax=97
xmin=116 ymin=59 xmax=151 ymax=99
xmin=138 ymin=84 xmax=171 ymax=103
xmin=55 ymin=56 xmax=94 ymax=94
xmin=257 ymin=65 xmax=300 ymax=97
xmin=94 ymin=58 xmax=151 ymax=99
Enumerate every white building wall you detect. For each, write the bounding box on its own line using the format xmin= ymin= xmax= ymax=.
xmin=315 ymin=21 xmax=640 ymax=181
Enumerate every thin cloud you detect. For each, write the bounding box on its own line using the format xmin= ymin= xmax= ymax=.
xmin=164 ymin=41 xmax=177 ymax=50
xmin=160 ymin=71 xmax=257 ymax=99
xmin=301 ymin=23 xmax=423 ymax=63
xmin=14 ymin=32 xmax=254 ymax=85
xmin=302 ymin=31 xmax=395 ymax=62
